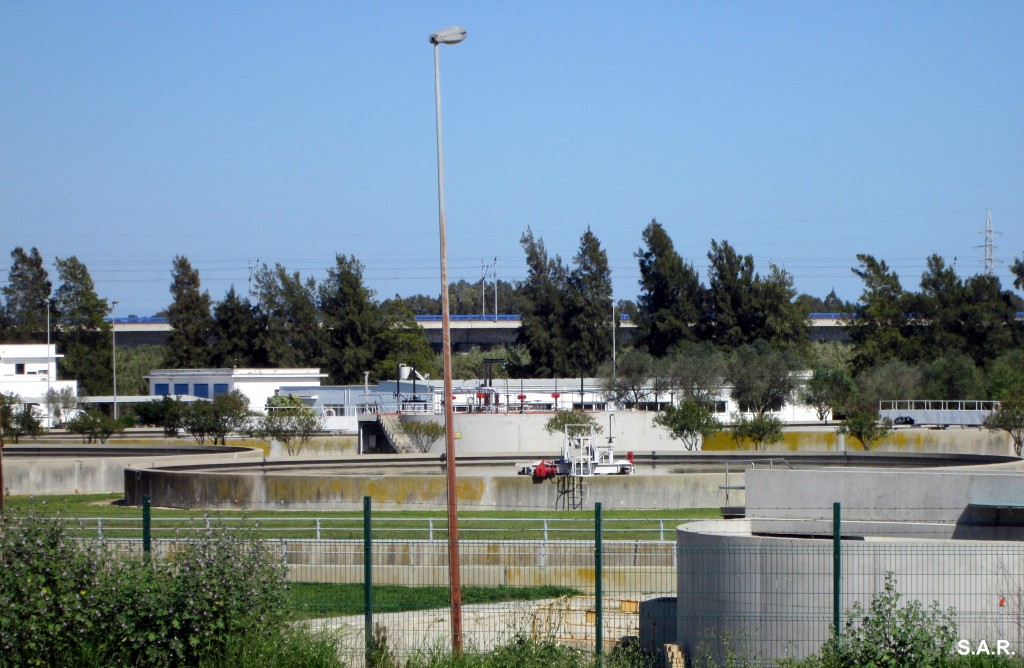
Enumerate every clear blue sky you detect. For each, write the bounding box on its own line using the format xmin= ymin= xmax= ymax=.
xmin=2 ymin=1 xmax=1022 ymax=317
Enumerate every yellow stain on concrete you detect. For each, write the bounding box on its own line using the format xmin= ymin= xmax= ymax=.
xmin=248 ymin=441 xmax=271 ymax=456
xmin=703 ymin=426 xmax=1001 ymax=453
xmin=366 ymin=476 xmax=448 ymax=503
xmin=456 ymin=477 xmax=486 ymax=502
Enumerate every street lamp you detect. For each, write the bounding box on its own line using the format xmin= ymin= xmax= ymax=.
xmin=45 ymin=299 xmax=52 ymax=427
xmin=431 ymin=23 xmax=466 ymax=653
xmin=111 ymin=300 xmax=119 ymax=420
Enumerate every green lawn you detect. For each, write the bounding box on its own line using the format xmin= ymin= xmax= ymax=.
xmin=2 ymin=494 xmax=719 ymax=541
xmin=287 ymin=583 xmax=582 ymax=620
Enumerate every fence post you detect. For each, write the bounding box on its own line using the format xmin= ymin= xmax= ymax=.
xmin=595 ymin=501 xmax=603 ymax=664
xmin=833 ymin=502 xmax=841 ymax=638
xmin=364 ymin=496 xmax=373 ymax=667
xmin=142 ymin=495 xmax=151 ymax=563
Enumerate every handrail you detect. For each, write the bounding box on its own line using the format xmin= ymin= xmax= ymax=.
xmin=50 ymin=515 xmax=689 ymax=542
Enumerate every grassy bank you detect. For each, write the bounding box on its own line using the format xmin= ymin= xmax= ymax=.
xmin=288 ymin=583 xmax=582 ymax=620
xmin=2 ymin=494 xmax=718 ymax=541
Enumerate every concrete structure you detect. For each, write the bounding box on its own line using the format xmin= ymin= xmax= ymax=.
xmin=120 ymin=441 xmax=1017 ymax=511
xmin=145 ymin=367 xmax=326 ymax=410
xmin=393 ymin=411 xmax=1013 ymax=457
xmin=880 ymin=399 xmax=999 ymax=427
xmin=110 ymin=313 xmax=862 ymax=350
xmin=676 ymin=463 xmax=1024 ymax=664
xmin=124 ymin=456 xmax=736 ymax=511
xmin=0 ymin=343 xmax=78 ymax=427
xmin=3 ymin=444 xmax=262 ymax=495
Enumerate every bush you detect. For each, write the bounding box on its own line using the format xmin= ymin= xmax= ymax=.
xmin=402 ymin=420 xmax=446 ymax=453
xmin=64 ymin=409 xmax=124 ymax=444
xmin=0 ymin=511 xmax=313 ymax=667
xmin=0 ymin=392 xmax=43 ymax=443
xmin=816 ymin=572 xmax=958 ymax=668
xmin=544 ymin=409 xmax=602 ymax=437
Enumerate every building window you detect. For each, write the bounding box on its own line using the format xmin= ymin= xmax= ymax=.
xmin=173 ymin=383 xmax=189 ymax=396
xmin=15 ymin=363 xmax=25 ymax=375
xmin=213 ymin=383 xmax=230 ymax=396
xmin=193 ymin=384 xmax=209 ymax=399
xmin=154 ymin=383 xmax=170 ymax=396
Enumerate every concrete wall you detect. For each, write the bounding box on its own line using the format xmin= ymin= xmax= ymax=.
xmin=677 ymin=519 xmax=1024 ymax=664
xmin=276 ymin=539 xmax=676 ymax=593
xmin=123 ymin=467 xmax=736 ymax=511
xmin=676 ymin=461 xmax=1024 ymax=664
xmin=745 ymin=465 xmax=1024 ymax=525
xmin=4 ymin=446 xmax=263 ymax=495
xmin=402 ymin=412 xmax=1015 ymax=457
xmin=403 ymin=410 xmax=688 ymax=455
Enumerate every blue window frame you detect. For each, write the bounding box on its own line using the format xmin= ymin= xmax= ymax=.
xmin=213 ymin=383 xmax=230 ymax=396
xmin=193 ymin=384 xmax=209 ymax=399
xmin=154 ymin=383 xmax=169 ymax=396
xmin=173 ymin=383 xmax=189 ymax=396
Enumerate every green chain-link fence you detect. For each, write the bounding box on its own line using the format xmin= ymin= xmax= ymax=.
xmin=76 ymin=498 xmax=1024 ymax=666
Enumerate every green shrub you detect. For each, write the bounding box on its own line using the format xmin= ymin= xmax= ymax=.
xmin=64 ymin=409 xmax=124 ymax=444
xmin=818 ymin=572 xmax=958 ymax=668
xmin=0 ymin=511 xmax=298 ymax=667
xmin=544 ymin=409 xmax=601 ymax=437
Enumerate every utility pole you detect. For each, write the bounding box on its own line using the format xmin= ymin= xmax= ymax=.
xmin=984 ymin=209 xmax=995 ymax=277
xmin=611 ymin=299 xmax=617 ymax=386
xmin=481 ymin=260 xmax=487 ymax=318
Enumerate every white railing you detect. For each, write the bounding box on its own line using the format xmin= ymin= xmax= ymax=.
xmin=51 ymin=515 xmax=683 ymax=542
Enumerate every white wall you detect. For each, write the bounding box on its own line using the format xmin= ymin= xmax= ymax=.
xmin=145 ymin=368 xmax=325 ymax=412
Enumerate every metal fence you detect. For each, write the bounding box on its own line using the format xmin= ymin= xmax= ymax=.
xmin=62 ymin=500 xmax=1024 ymax=667
xmin=59 ymin=515 xmax=681 ymax=542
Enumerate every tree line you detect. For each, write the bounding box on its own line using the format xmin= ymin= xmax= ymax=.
xmin=3 ymin=224 xmax=1024 ymax=399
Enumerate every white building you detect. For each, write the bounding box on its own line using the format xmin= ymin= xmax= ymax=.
xmin=145 ymin=368 xmax=327 ymax=412
xmin=0 ymin=343 xmax=78 ymax=427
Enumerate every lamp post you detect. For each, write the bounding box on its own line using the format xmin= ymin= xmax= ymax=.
xmin=430 ymin=23 xmax=466 ymax=653
xmin=46 ymin=299 xmax=52 ymax=427
xmin=111 ymin=300 xmax=119 ymax=420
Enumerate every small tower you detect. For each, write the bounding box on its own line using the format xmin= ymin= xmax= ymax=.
xmin=984 ymin=209 xmax=995 ymax=277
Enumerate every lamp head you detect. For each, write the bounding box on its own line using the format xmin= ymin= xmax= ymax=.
xmin=430 ymin=26 xmax=466 ymax=45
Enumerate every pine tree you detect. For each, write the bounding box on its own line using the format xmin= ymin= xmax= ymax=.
xmin=517 ymin=228 xmax=569 ymax=377
xmin=318 ymin=254 xmax=381 ymax=383
xmin=164 ymin=255 xmax=213 ymax=368
xmin=372 ymin=298 xmax=438 ymax=382
xmin=564 ymin=227 xmax=613 ymax=376
xmin=211 ymin=286 xmax=265 ymax=368
xmin=634 ymin=219 xmax=702 ymax=356
xmin=913 ymin=254 xmax=968 ymax=359
xmin=53 ymin=256 xmax=112 ymax=394
xmin=253 ymin=263 xmax=322 ymax=368
xmin=959 ymin=273 xmax=1020 ymax=365
xmin=1012 ymin=255 xmax=1024 ymax=292
xmin=750 ymin=264 xmax=810 ymax=351
xmin=2 ymin=247 xmax=51 ymax=342
xmin=848 ymin=254 xmax=914 ymax=372
xmin=701 ymin=239 xmax=756 ymax=348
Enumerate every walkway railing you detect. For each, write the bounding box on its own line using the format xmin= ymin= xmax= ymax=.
xmin=54 ymin=514 xmax=683 ymax=542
